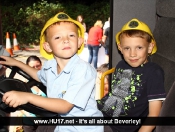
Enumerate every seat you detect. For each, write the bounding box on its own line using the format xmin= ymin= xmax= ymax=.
xmin=151 ymin=0 xmax=175 ymax=94
xmin=155 ymin=81 xmax=175 ymax=132
xmin=151 ymin=0 xmax=175 ymax=131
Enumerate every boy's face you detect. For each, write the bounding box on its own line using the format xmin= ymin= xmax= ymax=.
xmin=118 ymin=35 xmax=154 ymax=67
xmin=43 ymin=22 xmax=83 ymax=59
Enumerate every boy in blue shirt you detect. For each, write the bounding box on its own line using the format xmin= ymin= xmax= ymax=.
xmin=0 ymin=12 xmax=103 ymax=132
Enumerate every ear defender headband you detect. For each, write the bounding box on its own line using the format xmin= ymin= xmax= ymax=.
xmin=40 ymin=12 xmax=85 ymax=60
xmin=116 ymin=18 xmax=157 ymax=54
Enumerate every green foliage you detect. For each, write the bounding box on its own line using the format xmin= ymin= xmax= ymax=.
xmin=1 ymin=0 xmax=110 ymax=46
xmin=62 ymin=0 xmax=110 ymax=31
xmin=83 ymin=0 xmax=110 ymax=31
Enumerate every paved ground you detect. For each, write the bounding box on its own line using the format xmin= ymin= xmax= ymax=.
xmin=13 ymin=48 xmax=46 ymax=63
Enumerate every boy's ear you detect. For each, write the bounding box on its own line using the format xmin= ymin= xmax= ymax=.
xmin=78 ymin=37 xmax=84 ymax=48
xmin=148 ymin=42 xmax=154 ymax=54
xmin=117 ymin=43 xmax=123 ymax=53
xmin=43 ymin=42 xmax=52 ymax=53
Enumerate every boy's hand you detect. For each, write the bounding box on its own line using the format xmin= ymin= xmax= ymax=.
xmin=0 ymin=56 xmax=19 ymax=67
xmin=2 ymin=91 xmax=29 ymax=108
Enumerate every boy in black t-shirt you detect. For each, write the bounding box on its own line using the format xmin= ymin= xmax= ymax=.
xmin=98 ymin=18 xmax=166 ymax=132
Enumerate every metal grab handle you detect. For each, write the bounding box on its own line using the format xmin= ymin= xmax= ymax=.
xmin=100 ymin=67 xmax=115 ymax=99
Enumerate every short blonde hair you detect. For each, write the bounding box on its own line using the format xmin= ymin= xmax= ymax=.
xmin=94 ymin=20 xmax=103 ymax=28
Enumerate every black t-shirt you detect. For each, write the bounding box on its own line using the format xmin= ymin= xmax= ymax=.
xmin=97 ymin=60 xmax=166 ymax=132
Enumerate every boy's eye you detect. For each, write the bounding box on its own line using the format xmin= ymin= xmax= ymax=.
xmin=55 ymin=36 xmax=60 ymax=39
xmin=69 ymin=34 xmax=75 ymax=37
xmin=124 ymin=47 xmax=130 ymax=50
xmin=137 ymin=46 xmax=142 ymax=49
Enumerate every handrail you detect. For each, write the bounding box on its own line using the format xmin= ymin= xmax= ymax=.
xmin=100 ymin=67 xmax=115 ymax=99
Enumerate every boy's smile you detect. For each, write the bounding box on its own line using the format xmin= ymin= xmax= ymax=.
xmin=119 ymin=36 xmax=153 ymax=67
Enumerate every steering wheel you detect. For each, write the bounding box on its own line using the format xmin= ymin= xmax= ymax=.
xmin=0 ymin=57 xmax=58 ymax=117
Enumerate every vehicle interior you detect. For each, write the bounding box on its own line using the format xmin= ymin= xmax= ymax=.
xmin=0 ymin=0 xmax=175 ymax=132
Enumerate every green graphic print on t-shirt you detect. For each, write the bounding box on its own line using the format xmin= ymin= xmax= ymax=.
xmin=98 ymin=68 xmax=143 ymax=117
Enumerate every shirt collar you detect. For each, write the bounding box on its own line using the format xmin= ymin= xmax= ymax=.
xmin=43 ymin=54 xmax=80 ymax=74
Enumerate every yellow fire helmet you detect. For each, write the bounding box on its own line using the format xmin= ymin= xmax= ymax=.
xmin=40 ymin=12 xmax=85 ymax=60
xmin=116 ymin=18 xmax=157 ymax=54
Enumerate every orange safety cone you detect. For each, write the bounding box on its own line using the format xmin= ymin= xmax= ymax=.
xmin=5 ymin=32 xmax=13 ymax=56
xmin=13 ymin=33 xmax=20 ymax=51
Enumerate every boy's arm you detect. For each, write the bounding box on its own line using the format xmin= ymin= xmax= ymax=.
xmin=0 ymin=56 xmax=40 ymax=81
xmin=28 ymin=93 xmax=74 ymax=113
xmin=3 ymin=91 xmax=74 ymax=114
xmin=138 ymin=100 xmax=163 ymax=132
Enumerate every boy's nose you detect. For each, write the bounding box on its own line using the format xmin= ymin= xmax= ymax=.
xmin=63 ymin=40 xmax=69 ymax=43
xmin=63 ymin=36 xmax=69 ymax=43
xmin=130 ymin=49 xmax=136 ymax=57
